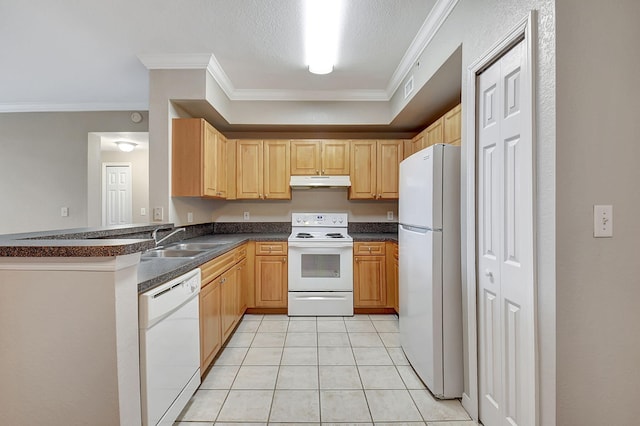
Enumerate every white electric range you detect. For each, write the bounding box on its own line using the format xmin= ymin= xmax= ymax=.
xmin=287 ymin=213 xmax=354 ymax=316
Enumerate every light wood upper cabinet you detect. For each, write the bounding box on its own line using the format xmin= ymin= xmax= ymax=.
xmin=425 ymin=117 xmax=444 ymax=147
xmin=349 ymin=140 xmax=377 ymax=200
xmin=377 ymin=140 xmax=403 ymax=199
xmin=172 ymin=118 xmax=229 ymax=199
xmin=349 ymin=140 xmax=403 ymax=200
xmin=236 ymin=140 xmax=291 ymax=200
xmin=408 ymin=103 xmax=461 ymax=155
xmin=444 ymin=103 xmax=462 ymax=146
xmin=290 ymin=140 xmax=349 ymax=175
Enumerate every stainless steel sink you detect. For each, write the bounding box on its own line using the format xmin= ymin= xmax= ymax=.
xmin=168 ymin=242 xmax=229 ymax=251
xmin=142 ymin=249 xmax=204 ymax=258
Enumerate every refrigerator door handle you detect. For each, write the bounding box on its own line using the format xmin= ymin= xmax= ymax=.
xmin=399 ymin=224 xmax=441 ymax=233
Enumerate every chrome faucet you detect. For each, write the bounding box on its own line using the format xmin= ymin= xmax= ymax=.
xmin=152 ymin=227 xmax=185 ymax=247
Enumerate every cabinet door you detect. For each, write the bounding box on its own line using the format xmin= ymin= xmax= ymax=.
xmin=255 ymin=255 xmax=288 ymax=308
xmin=215 ymin=133 xmax=228 ymax=198
xmin=290 ymin=140 xmax=321 ymax=175
xmin=349 ymin=140 xmax=377 ymax=200
xmin=376 ymin=140 xmax=403 ymax=199
xmin=411 ymin=133 xmax=425 ymax=155
xmin=220 ymin=268 xmax=237 ymax=341
xmin=444 ymin=104 xmax=462 ymax=146
xmin=425 ymin=117 xmax=444 ymax=147
xmin=353 ymin=255 xmax=387 ymax=307
xmin=321 ymin=140 xmax=350 ymax=175
xmin=236 ymin=140 xmax=264 ymax=199
xmin=203 ymin=122 xmax=219 ymax=197
xmin=264 ymin=140 xmax=291 ymax=199
xmin=199 ymin=281 xmax=221 ymax=373
xmin=237 ymin=258 xmax=248 ymax=315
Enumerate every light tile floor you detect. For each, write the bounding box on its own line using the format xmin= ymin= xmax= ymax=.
xmin=176 ymin=314 xmax=477 ymax=426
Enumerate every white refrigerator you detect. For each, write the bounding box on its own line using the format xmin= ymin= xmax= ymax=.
xmin=398 ymin=143 xmax=463 ymax=399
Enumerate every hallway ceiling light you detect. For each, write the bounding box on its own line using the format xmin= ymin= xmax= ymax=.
xmin=115 ymin=141 xmax=137 ymax=152
xmin=305 ymin=0 xmax=343 ymax=75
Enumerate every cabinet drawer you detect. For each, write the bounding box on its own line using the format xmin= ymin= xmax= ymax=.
xmin=255 ymin=242 xmax=288 ymax=255
xmin=201 ymin=250 xmax=236 ymax=286
xmin=354 ymin=242 xmax=386 ymax=256
xmin=235 ymin=244 xmax=247 ymax=261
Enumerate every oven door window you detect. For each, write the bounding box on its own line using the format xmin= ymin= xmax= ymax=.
xmin=301 ymin=254 xmax=341 ymax=278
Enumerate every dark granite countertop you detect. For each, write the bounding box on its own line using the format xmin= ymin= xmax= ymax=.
xmin=352 ymin=232 xmax=398 ymax=242
xmin=137 ymin=233 xmax=289 ymax=293
xmin=137 ymin=231 xmax=396 ymax=293
xmin=0 ymin=224 xmax=168 ymax=257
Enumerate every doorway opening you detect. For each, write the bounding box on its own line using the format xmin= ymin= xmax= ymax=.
xmin=87 ymin=132 xmax=149 ymax=227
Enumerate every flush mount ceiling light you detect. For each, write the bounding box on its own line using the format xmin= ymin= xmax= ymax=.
xmin=115 ymin=141 xmax=137 ymax=152
xmin=305 ymin=0 xmax=343 ymax=75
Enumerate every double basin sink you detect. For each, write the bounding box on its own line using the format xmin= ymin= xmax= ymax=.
xmin=142 ymin=242 xmax=229 ymax=259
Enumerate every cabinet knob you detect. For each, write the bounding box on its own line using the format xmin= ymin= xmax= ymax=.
xmin=316 ymin=170 xmax=320 ymax=175
xmin=355 ymin=257 xmax=359 ymax=262
xmin=282 ymin=257 xmax=286 ymax=263
xmin=259 ymin=194 xmax=263 ymax=199
xmin=371 ymin=193 xmax=375 ymax=197
xmin=322 ymin=169 xmax=325 ymax=174
xmin=265 ymin=194 xmax=268 ymax=198
xmin=367 ymin=247 xmax=372 ymax=252
xmin=378 ymin=194 xmax=381 ymax=198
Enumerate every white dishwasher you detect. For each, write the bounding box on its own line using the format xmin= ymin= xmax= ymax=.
xmin=139 ymin=268 xmax=201 ymax=426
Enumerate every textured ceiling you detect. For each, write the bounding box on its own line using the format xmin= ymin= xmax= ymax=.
xmin=0 ymin=0 xmax=436 ymax=110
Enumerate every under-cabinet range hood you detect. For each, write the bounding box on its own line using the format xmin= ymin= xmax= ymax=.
xmin=290 ymin=175 xmax=351 ymax=188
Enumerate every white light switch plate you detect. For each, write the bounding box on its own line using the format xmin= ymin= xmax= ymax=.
xmin=243 ymin=211 xmax=250 ymax=221
xmin=153 ymin=207 xmax=163 ymax=221
xmin=60 ymin=207 xmax=69 ymax=217
xmin=387 ymin=211 xmax=394 ymax=220
xmin=594 ymin=205 xmax=613 ymax=237
xmin=187 ymin=212 xmax=194 ymax=223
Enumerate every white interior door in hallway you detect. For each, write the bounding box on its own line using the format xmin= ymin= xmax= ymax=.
xmin=104 ymin=164 xmax=132 ymax=226
xmin=477 ymin=39 xmax=535 ymax=426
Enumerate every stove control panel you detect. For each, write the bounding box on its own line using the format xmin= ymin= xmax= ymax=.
xmin=292 ymin=213 xmax=348 ymax=227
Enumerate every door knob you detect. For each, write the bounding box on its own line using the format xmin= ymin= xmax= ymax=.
xmin=485 ymin=269 xmax=493 ymax=278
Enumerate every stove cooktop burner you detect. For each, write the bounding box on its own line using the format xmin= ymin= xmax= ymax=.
xmin=295 ymin=233 xmax=314 ymax=238
xmin=326 ymin=233 xmax=345 ymax=238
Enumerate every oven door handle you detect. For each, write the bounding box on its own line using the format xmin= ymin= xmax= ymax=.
xmin=288 ymin=241 xmax=354 ymax=249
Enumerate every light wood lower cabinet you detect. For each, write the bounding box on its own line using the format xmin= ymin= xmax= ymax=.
xmin=387 ymin=241 xmax=399 ymax=313
xmin=199 ymin=279 xmax=221 ymax=373
xmin=255 ymin=242 xmax=288 ymax=308
xmin=198 ymin=243 xmax=248 ymax=374
xmin=353 ymin=242 xmax=387 ymax=307
xmin=220 ymin=267 xmax=239 ymax=342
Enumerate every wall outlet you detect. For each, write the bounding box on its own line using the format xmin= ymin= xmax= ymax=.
xmin=153 ymin=207 xmax=163 ymax=221
xmin=140 ymin=207 xmax=146 ymax=216
xmin=243 ymin=211 xmax=250 ymax=221
xmin=187 ymin=212 xmax=194 ymax=223
xmin=387 ymin=211 xmax=394 ymax=220
xmin=594 ymin=205 xmax=613 ymax=237
xmin=60 ymin=207 xmax=69 ymax=217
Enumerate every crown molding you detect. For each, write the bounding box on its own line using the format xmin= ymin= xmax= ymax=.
xmin=228 ymin=88 xmax=389 ymax=102
xmin=137 ymin=53 xmax=212 ymax=69
xmin=0 ymin=101 xmax=149 ymax=113
xmin=386 ymin=0 xmax=459 ymax=97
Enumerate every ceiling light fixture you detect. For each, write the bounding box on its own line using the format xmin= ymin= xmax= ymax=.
xmin=115 ymin=141 xmax=137 ymax=152
xmin=305 ymin=0 xmax=342 ymax=75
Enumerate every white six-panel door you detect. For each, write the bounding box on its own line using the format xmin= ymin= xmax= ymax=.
xmin=104 ymin=165 xmax=132 ymax=226
xmin=477 ymin=40 xmax=535 ymax=426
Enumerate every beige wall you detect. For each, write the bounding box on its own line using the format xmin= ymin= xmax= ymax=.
xmin=0 ymin=111 xmax=148 ymax=234
xmin=556 ymin=1 xmax=640 ymax=424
